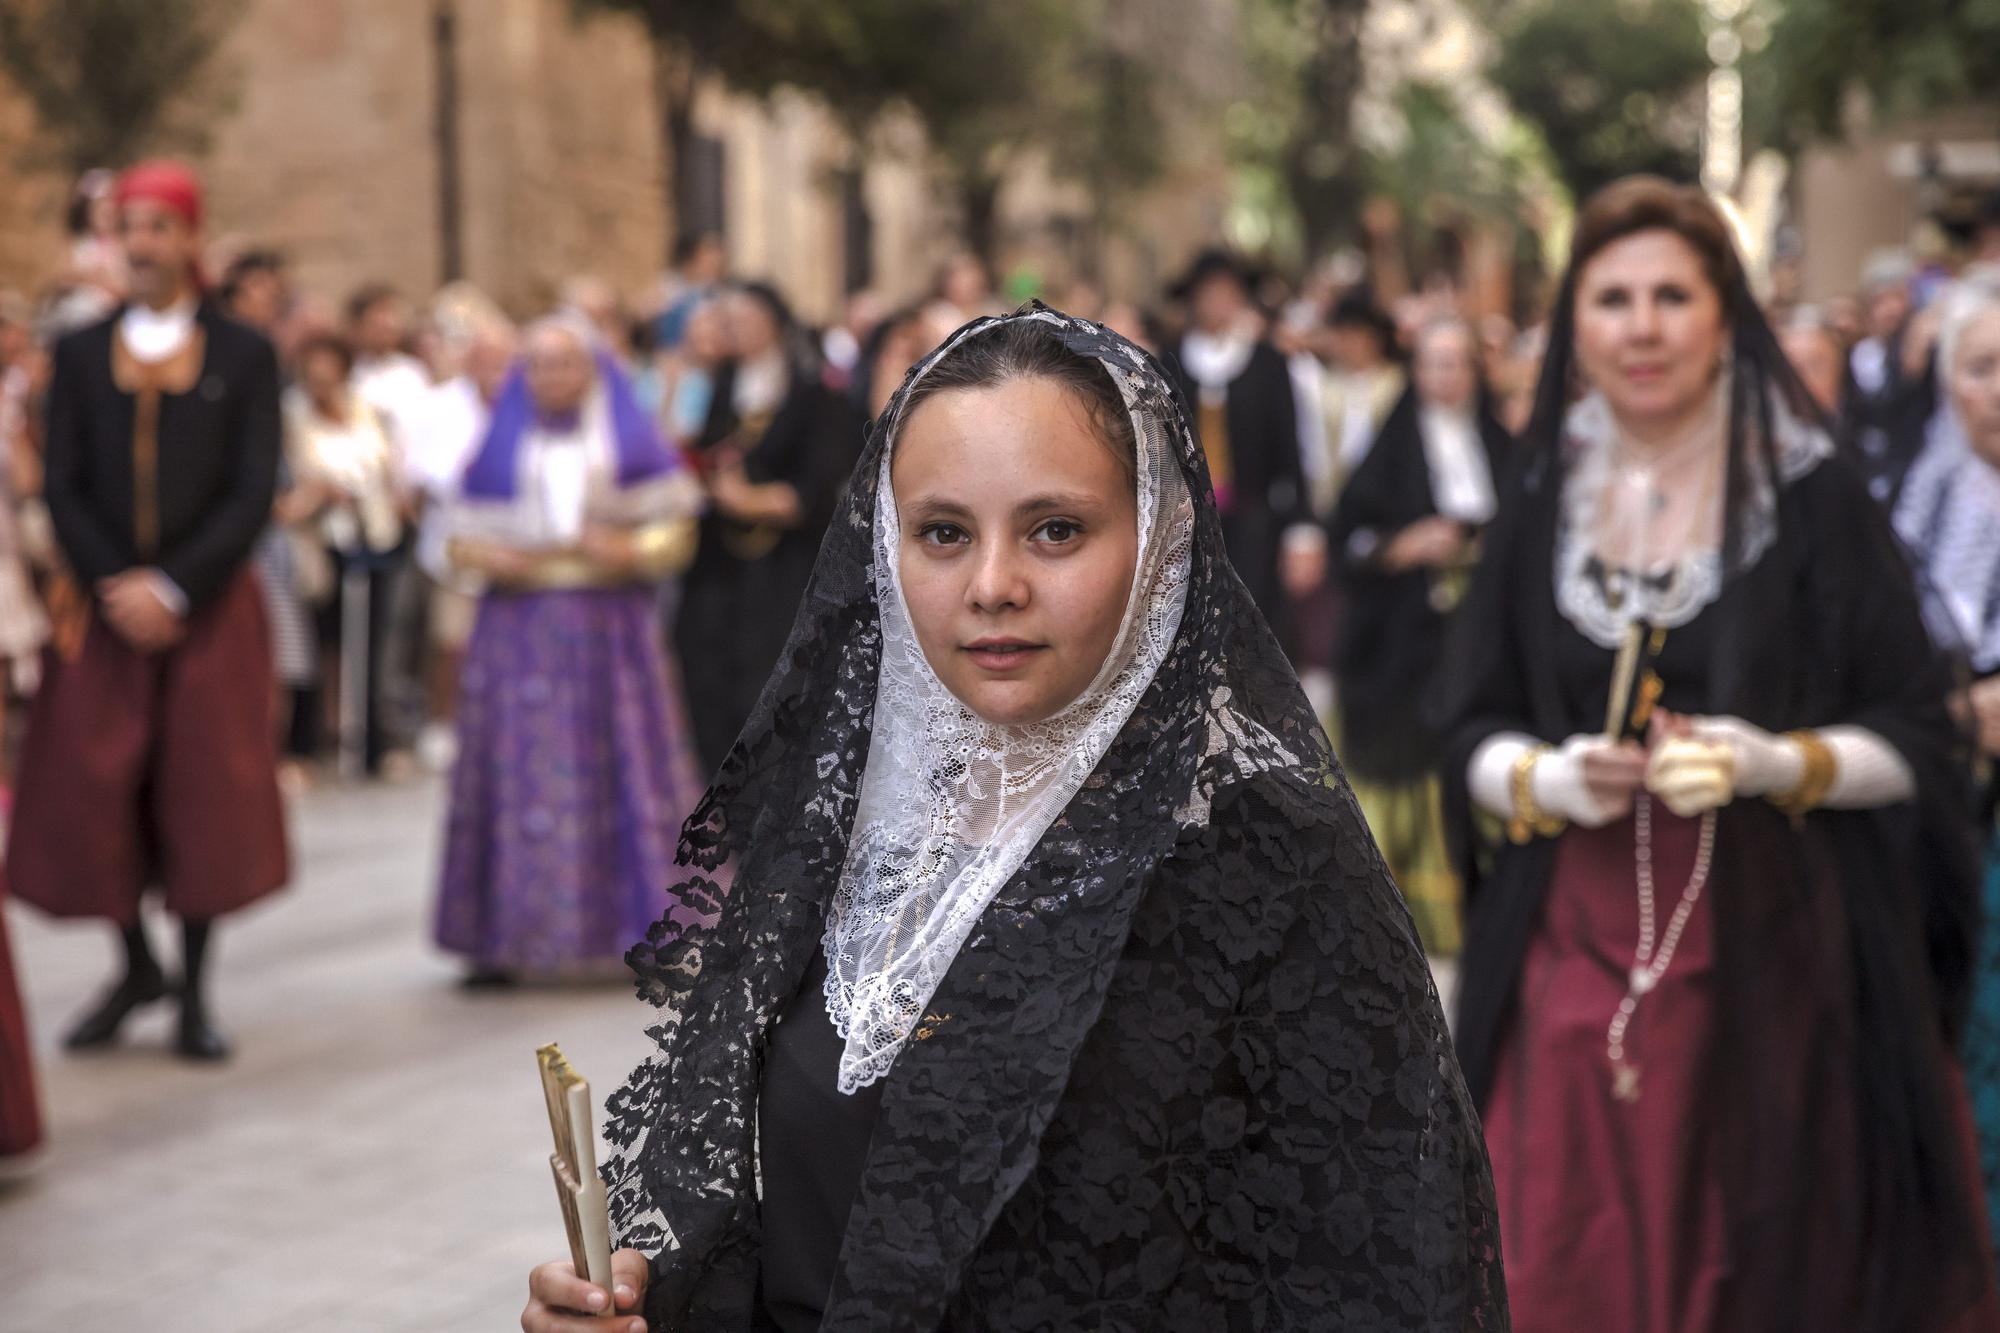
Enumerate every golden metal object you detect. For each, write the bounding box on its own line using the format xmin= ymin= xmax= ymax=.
xmin=536 ymin=1043 xmax=614 ymax=1293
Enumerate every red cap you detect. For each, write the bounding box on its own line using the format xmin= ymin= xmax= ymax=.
xmin=114 ymin=159 xmax=204 ymax=230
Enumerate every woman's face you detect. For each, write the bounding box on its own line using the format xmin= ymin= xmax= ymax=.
xmin=525 ymin=327 xmax=594 ymax=417
xmin=1950 ymin=306 xmax=2000 ymax=468
xmin=1574 ymin=229 xmax=1728 ymax=438
xmin=684 ymin=301 xmax=727 ymax=365
xmin=1413 ymin=323 xmax=1478 ymax=413
xmin=728 ymin=296 xmax=781 ymax=360
xmin=301 ymin=348 xmax=348 ymax=411
xmin=893 ymin=376 xmax=1139 ymax=727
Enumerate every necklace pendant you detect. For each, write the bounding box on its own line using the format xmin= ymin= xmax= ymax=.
xmin=1612 ymin=1061 xmax=1642 ymax=1103
xmin=1629 ymin=966 xmax=1657 ymax=996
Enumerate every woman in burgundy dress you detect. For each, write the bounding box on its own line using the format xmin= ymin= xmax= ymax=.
xmin=1439 ymin=176 xmax=1999 ymax=1331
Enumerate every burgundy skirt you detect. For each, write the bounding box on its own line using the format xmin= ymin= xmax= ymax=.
xmin=0 ymin=886 xmax=40 ymax=1158
xmin=1485 ymin=807 xmax=2000 ymax=1332
xmin=4 ymin=570 xmax=289 ymax=924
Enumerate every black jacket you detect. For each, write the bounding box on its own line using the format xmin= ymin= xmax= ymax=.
xmin=1164 ymin=339 xmax=1305 ymax=623
xmin=42 ymin=303 xmax=282 ymax=610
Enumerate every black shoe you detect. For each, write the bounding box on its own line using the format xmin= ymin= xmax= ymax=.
xmin=459 ymin=966 xmax=518 ymax=990
xmin=174 ymin=1003 xmax=232 ymax=1063
xmin=62 ymin=972 xmax=170 ymax=1050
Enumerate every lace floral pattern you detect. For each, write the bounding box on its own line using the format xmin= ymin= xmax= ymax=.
xmin=822 ymin=311 xmax=1194 ymax=1093
xmin=599 ymin=306 xmax=1505 ymax=1330
xmin=1554 ymin=385 xmax=1831 ymax=649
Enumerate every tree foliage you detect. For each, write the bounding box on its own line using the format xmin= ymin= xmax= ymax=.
xmin=573 ymin=0 xmax=1154 ymax=259
xmin=0 ymin=0 xmax=244 ymax=176
xmin=1485 ymin=0 xmax=1707 ymax=202
xmin=1228 ymin=0 xmax=1371 ymax=259
xmin=1365 ymin=81 xmax=1555 ymax=270
xmin=1764 ymin=0 xmax=2000 ymax=140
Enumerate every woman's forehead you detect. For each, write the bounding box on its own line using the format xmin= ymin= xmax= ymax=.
xmin=891 ymin=380 xmax=1130 ymax=497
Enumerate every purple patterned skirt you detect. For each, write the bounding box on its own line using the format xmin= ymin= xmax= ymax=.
xmin=434 ymin=585 xmax=706 ymax=969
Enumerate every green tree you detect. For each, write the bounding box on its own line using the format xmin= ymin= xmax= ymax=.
xmin=1364 ymin=80 xmax=1558 ymax=293
xmin=1229 ymin=0 xmax=1371 ymax=260
xmin=0 ymin=0 xmax=244 ymax=175
xmin=1485 ymin=0 xmax=1708 ymax=202
xmin=573 ymin=0 xmax=1127 ymax=262
xmin=1764 ymin=0 xmax=2000 ymax=140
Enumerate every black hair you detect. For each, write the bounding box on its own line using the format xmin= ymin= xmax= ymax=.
xmin=1327 ymin=292 xmax=1398 ymax=355
xmin=218 ymin=249 xmax=284 ymax=305
xmin=294 ymin=330 xmax=355 ymax=377
xmin=735 ymin=280 xmax=797 ymax=337
xmin=899 ymin=307 xmax=1136 ymax=484
xmin=345 ymin=282 xmax=402 ymax=327
xmin=674 ymin=230 xmax=723 ymax=268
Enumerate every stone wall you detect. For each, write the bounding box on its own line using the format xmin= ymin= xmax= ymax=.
xmin=1795 ymin=103 xmax=2000 ymax=301
xmin=0 ymin=0 xmax=1233 ymax=326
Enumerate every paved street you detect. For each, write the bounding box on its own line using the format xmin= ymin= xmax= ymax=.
xmin=0 ymin=769 xmax=1460 ymax=1332
xmin=0 ymin=775 xmax=657 ymax=1332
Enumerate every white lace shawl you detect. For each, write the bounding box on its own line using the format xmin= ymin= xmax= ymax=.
xmin=821 ymin=312 xmax=1196 ymax=1093
xmin=1554 ymin=383 xmax=1831 ymax=649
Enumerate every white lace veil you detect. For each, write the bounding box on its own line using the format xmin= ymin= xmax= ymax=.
xmin=821 ymin=309 xmax=1195 ymax=1093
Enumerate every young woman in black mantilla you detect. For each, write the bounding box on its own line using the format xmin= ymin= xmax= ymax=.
xmin=522 ymin=305 xmax=1504 ymax=1331
xmin=1330 ymin=315 xmax=1512 ymax=956
xmin=1436 ymin=175 xmax=1999 ymax=1332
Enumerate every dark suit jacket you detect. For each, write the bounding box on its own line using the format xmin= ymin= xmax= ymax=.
xmin=42 ymin=303 xmax=282 ymax=611
xmin=1165 ymin=338 xmax=1306 ymax=623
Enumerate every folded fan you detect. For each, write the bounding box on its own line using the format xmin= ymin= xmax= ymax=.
xmin=536 ymin=1042 xmax=614 ymax=1293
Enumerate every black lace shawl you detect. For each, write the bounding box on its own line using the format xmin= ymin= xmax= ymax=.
xmin=601 ymin=306 xmax=1507 ymax=1331
xmin=1434 ymin=284 xmax=1988 ymax=1330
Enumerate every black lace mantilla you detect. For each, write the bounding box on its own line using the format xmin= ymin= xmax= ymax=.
xmin=600 ymin=306 xmax=1507 ymax=1331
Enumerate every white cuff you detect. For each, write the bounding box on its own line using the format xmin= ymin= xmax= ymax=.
xmin=1282 ymin=523 xmax=1327 ymax=557
xmin=1467 ymin=733 xmax=1533 ymax=820
xmin=142 ymin=569 xmax=189 ymax=617
xmin=1468 ymin=731 xmax=1629 ymax=829
xmin=1819 ymin=725 xmax=1916 ymax=808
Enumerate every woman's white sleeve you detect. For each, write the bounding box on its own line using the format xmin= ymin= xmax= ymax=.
xmin=1819 ymin=726 xmax=1916 ymax=808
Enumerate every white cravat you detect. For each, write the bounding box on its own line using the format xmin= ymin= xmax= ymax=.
xmin=1181 ymin=331 xmax=1255 ymax=406
xmin=119 ymin=299 xmax=196 ymax=364
xmin=1419 ymin=406 xmax=1496 ymax=525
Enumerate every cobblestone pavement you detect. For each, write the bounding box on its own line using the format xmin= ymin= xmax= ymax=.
xmin=1 ymin=775 xmax=658 ymax=1332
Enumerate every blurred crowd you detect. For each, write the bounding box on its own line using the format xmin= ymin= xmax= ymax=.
xmin=0 ymin=167 xmax=1994 ymax=876
xmin=8 ymin=152 xmax=2000 ymax=1326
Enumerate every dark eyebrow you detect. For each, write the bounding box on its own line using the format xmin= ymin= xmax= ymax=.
xmin=903 ymin=491 xmax=1106 ymax=518
xmin=903 ymin=494 xmax=974 ymax=519
xmin=1015 ymin=492 xmax=1105 ymax=515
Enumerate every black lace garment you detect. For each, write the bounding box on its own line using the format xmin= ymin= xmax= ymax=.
xmin=1433 ymin=264 xmax=1989 ymax=1331
xmin=601 ymin=305 xmax=1506 ymax=1331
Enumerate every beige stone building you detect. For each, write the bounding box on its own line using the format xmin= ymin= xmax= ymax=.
xmin=0 ymin=0 xmax=1236 ymax=327
xmin=1793 ymin=102 xmax=2000 ymax=300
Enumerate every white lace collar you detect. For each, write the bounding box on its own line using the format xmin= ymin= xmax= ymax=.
xmin=1554 ymin=384 xmax=1831 ymax=649
xmin=822 ymin=310 xmax=1195 ymax=1093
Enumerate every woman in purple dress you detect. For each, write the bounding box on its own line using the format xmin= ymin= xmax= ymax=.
xmin=434 ymin=314 xmax=704 ymax=984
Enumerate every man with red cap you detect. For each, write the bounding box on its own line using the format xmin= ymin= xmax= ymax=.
xmin=4 ymin=159 xmax=288 ymax=1062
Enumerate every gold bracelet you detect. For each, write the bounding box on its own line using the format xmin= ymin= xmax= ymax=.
xmin=1771 ymin=730 xmax=1837 ymax=817
xmin=627 ymin=517 xmax=698 ymax=578
xmin=1507 ymin=744 xmax=1568 ymax=845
